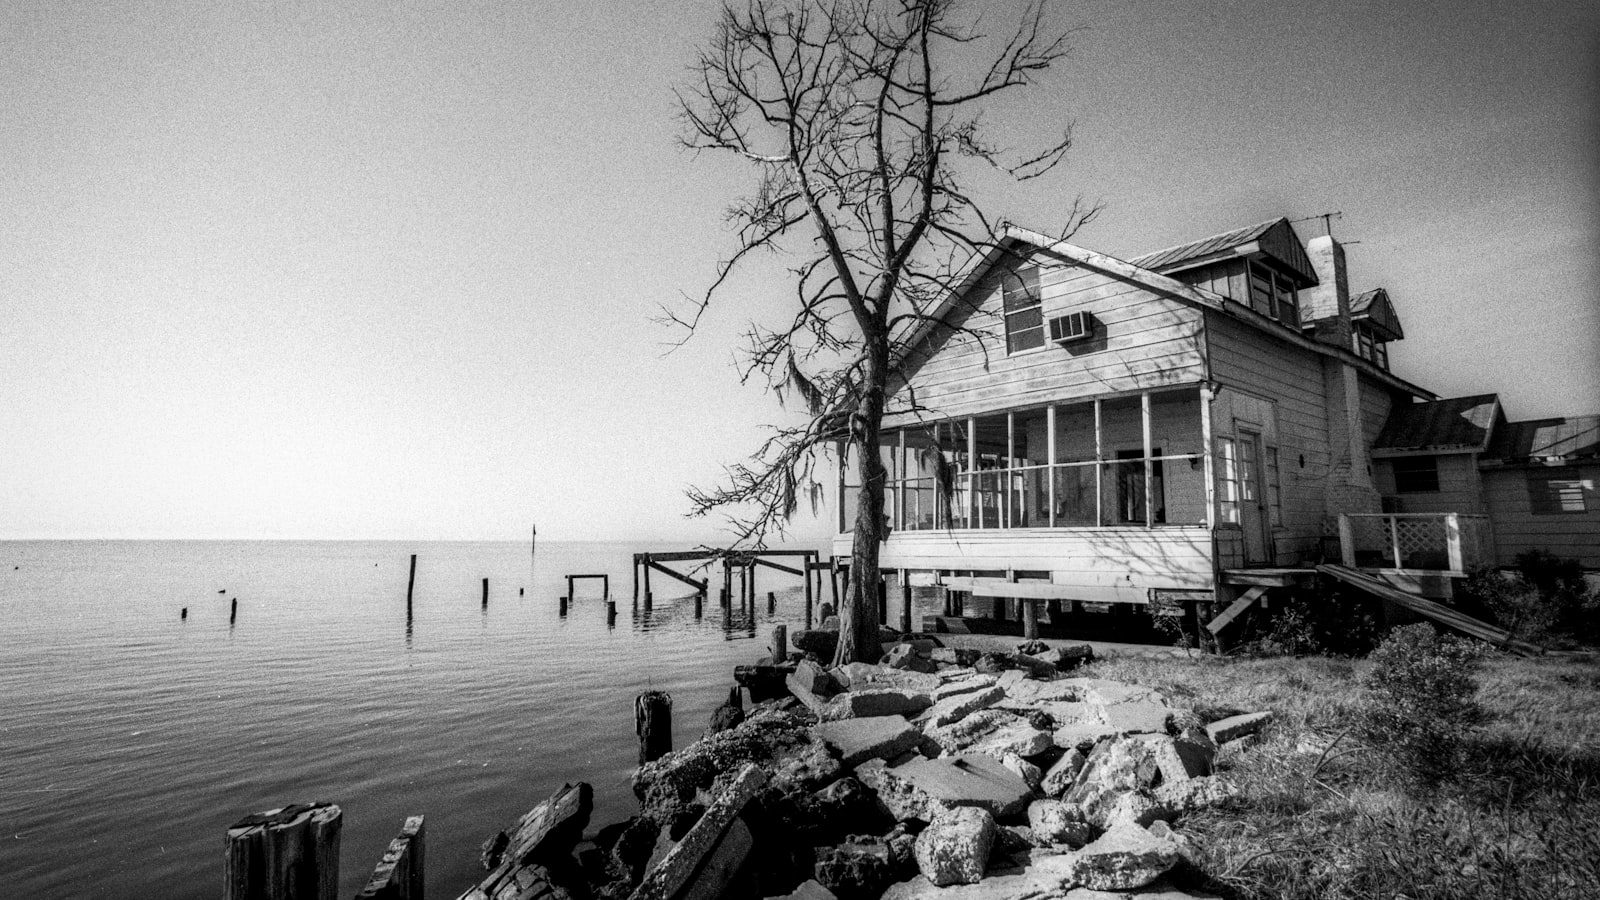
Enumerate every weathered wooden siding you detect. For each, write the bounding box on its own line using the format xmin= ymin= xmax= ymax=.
xmin=1358 ymin=376 xmax=1396 ymax=452
xmin=887 ymin=252 xmax=1205 ymax=426
xmin=1482 ymin=465 xmax=1600 ymax=567
xmin=832 ymin=527 xmax=1214 ymax=602
xmin=1205 ymin=312 xmax=1331 ymax=563
xmin=1374 ymin=453 xmax=1485 ymax=514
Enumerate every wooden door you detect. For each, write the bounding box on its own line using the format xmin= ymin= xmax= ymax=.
xmin=1238 ymin=430 xmax=1271 ymax=564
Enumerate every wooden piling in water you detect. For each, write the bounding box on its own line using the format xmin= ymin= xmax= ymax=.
xmin=767 ymin=590 xmax=776 ymax=615
xmin=559 ymin=596 xmax=568 ymax=616
xmin=354 ymin=815 xmax=424 ymax=900
xmin=482 ymin=578 xmax=488 ymax=609
xmin=406 ymin=554 xmax=416 ymax=620
xmin=230 ymin=598 xmax=238 ymax=624
xmin=181 ymin=607 xmax=187 ymax=620
xmin=771 ymin=624 xmax=787 ymax=662
xmin=607 ymin=599 xmax=617 ymax=625
xmin=694 ymin=592 xmax=703 ymax=618
xmin=804 ymin=556 xmax=815 ymax=629
xmin=635 ymin=691 xmax=672 ymax=765
xmin=224 ymin=802 xmax=342 ymax=900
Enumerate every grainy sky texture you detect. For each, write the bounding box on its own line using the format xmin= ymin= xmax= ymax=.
xmin=3 ymin=0 xmax=1597 ymax=541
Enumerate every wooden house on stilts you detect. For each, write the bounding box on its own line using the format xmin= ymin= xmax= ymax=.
xmin=828 ymin=217 xmax=1597 ymax=646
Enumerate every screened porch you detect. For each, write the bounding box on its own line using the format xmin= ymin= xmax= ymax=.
xmin=841 ymin=386 xmax=1213 ymax=534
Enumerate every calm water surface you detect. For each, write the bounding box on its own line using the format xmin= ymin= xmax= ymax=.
xmin=0 ymin=539 xmax=828 ymax=898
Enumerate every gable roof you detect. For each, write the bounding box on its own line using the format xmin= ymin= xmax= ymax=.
xmin=889 ymin=224 xmax=1433 ymax=404
xmin=1373 ymin=394 xmax=1500 ymax=454
xmin=1128 ymin=217 xmax=1318 ymax=287
xmin=1351 ymin=287 xmax=1404 ymax=341
xmin=1488 ymin=415 xmax=1600 ymax=464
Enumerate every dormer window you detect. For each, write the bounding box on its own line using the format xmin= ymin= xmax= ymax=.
xmin=1352 ymin=322 xmax=1389 ymax=369
xmin=1003 ymin=264 xmax=1044 ymax=353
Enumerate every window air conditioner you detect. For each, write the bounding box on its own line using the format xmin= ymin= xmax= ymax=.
xmin=1047 ymin=311 xmax=1094 ymax=344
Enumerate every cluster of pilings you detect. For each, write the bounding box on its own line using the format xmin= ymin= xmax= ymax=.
xmin=629 ymin=550 xmax=846 ymax=629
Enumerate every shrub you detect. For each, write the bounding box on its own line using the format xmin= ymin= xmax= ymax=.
xmin=1358 ymin=623 xmax=1487 ymax=787
xmin=1464 ymin=552 xmax=1599 ymax=647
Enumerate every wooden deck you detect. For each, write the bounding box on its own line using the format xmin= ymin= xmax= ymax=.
xmin=1221 ymin=567 xmax=1316 ymax=587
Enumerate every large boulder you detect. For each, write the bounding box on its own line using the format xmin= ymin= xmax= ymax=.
xmin=815 ymin=717 xmax=922 ymax=768
xmin=912 ymin=807 xmax=996 ymax=886
xmin=1058 ymin=821 xmax=1181 ymax=890
xmin=856 ymin=753 xmax=1032 ymax=822
xmin=1062 ymin=735 xmax=1162 ymax=829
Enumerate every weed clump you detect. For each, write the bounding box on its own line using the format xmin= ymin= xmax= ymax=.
xmin=1358 ymin=623 xmax=1487 ymax=786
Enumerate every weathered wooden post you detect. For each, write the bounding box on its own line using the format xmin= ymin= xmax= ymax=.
xmin=767 ymin=590 xmax=776 ymax=615
xmin=1022 ymin=598 xmax=1039 ymax=640
xmin=353 ymin=815 xmax=424 ymax=900
xmin=632 ymin=554 xmax=640 ymax=604
xmin=877 ymin=577 xmax=887 ymax=623
xmin=772 ymin=624 xmax=787 ymax=662
xmin=181 ymin=607 xmax=188 ymax=620
xmin=482 ymin=578 xmax=489 ymax=609
xmin=406 ymin=554 xmax=417 ymax=621
xmin=607 ymin=599 xmax=617 ymax=626
xmin=694 ymin=592 xmax=703 ymax=619
xmin=224 ymin=801 xmax=342 ymax=900
xmin=804 ymin=555 xmax=815 ymax=629
xmin=230 ymin=597 xmax=238 ymax=625
xmin=635 ymin=691 xmax=672 ymax=765
xmin=642 ymin=563 xmax=652 ymax=610
xmin=559 ymin=596 xmax=568 ymax=616
xmin=900 ymin=572 xmax=913 ymax=634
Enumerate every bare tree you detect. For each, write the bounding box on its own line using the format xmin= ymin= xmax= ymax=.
xmin=671 ymin=0 xmax=1098 ymax=664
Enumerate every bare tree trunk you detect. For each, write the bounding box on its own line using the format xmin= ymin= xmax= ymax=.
xmin=835 ymin=339 xmax=889 ymax=665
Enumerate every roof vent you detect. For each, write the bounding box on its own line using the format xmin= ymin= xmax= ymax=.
xmin=1048 ymin=311 xmax=1095 ymax=344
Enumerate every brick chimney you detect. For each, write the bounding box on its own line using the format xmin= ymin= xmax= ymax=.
xmin=1303 ymin=234 xmax=1351 ymax=346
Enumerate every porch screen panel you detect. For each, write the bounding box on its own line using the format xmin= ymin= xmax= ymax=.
xmin=941 ymin=420 xmax=971 ymax=529
xmin=901 ymin=427 xmax=940 ymax=531
xmin=1150 ymin=390 xmax=1205 ymax=525
xmin=1052 ymin=402 xmax=1098 ymax=526
xmin=973 ymin=414 xmax=1008 ymax=528
xmin=1101 ymin=396 xmax=1148 ymax=524
xmin=1012 ymin=408 xmax=1048 ymax=527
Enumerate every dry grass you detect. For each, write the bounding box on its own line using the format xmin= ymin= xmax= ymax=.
xmin=1078 ymin=650 xmax=1600 ymax=899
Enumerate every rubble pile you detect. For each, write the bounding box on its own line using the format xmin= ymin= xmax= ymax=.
xmin=463 ymin=635 xmax=1273 ymax=900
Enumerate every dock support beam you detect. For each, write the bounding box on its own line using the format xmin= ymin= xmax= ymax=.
xmin=225 ymin=802 xmax=342 ymax=900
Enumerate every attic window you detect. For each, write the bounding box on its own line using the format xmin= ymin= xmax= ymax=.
xmin=1003 ymin=265 xmax=1044 ymax=353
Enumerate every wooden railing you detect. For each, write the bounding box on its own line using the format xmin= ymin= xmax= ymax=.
xmin=1338 ymin=513 xmax=1493 ymax=576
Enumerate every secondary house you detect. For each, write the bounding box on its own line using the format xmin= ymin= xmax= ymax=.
xmin=827 ymin=217 xmax=1598 ymax=635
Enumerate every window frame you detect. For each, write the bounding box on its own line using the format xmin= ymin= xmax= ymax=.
xmin=1002 ymin=264 xmax=1045 ymax=354
xmin=1527 ymin=471 xmax=1589 ymax=515
xmin=1392 ymin=456 xmax=1441 ymax=494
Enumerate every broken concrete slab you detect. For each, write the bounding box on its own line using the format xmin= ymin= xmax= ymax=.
xmin=999 ymin=679 xmax=1083 ymax=706
xmin=1058 ymin=822 xmax=1181 ymax=891
xmin=1026 ymin=799 xmax=1092 ymax=848
xmin=1139 ymin=733 xmax=1214 ymax=785
xmin=921 ymin=685 xmax=1006 ymax=728
xmin=969 ymin=724 xmax=1053 ymax=760
xmin=1152 ymin=775 xmax=1239 ymax=817
xmin=833 ymin=663 xmax=943 ymax=694
xmin=924 ymin=709 xmax=1019 ymax=755
xmin=821 ymin=687 xmax=934 ymax=721
xmin=1098 ymin=702 xmax=1175 ymax=736
xmin=1205 ymin=711 xmax=1273 ymax=744
xmin=633 ymin=712 xmax=838 ymax=826
xmin=883 ymin=643 xmax=939 ymax=673
xmin=1052 ymin=721 xmax=1120 ymax=752
xmin=933 ymin=675 xmax=1000 ymax=703
xmin=857 ymin=753 xmax=1033 ymax=822
xmin=1039 ymin=747 xmax=1087 ymax=798
xmin=999 ymin=752 xmax=1042 ymax=793
xmin=878 ymin=853 xmax=1079 ymax=899
xmin=628 ymin=763 xmax=768 ymax=900
xmin=480 ymin=781 xmax=593 ymax=871
xmin=815 ymin=716 xmax=922 ymax=768
xmin=913 ymin=806 xmax=996 ymax=886
xmin=790 ymin=659 xmax=840 ymax=697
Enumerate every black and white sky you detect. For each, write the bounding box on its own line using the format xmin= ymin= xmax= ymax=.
xmin=3 ymin=0 xmax=1596 ymax=542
